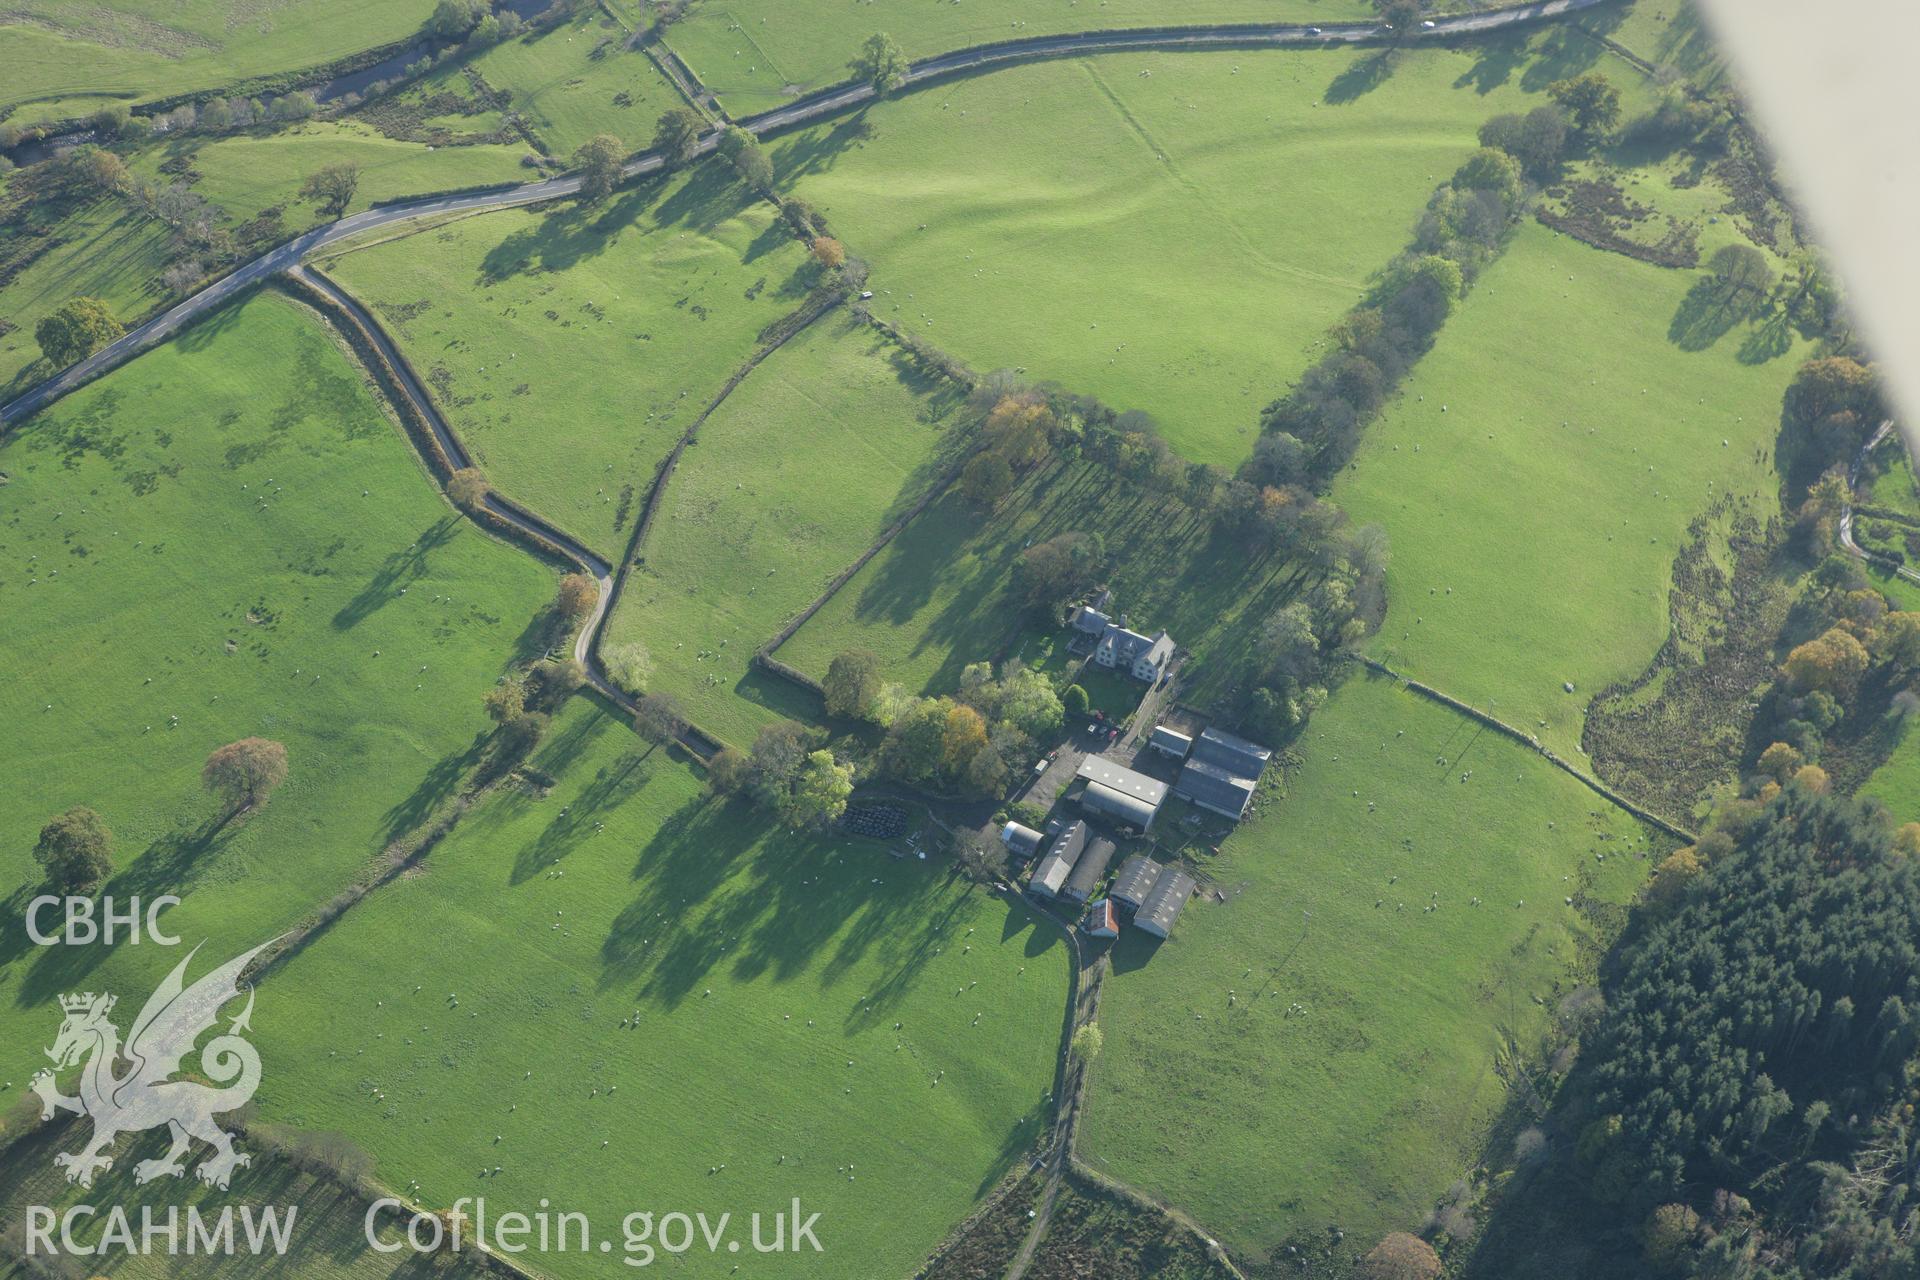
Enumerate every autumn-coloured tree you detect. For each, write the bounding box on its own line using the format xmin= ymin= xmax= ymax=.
xmin=981 ymin=394 xmax=1056 ymax=470
xmin=447 ymin=467 xmax=490 ymax=512
xmin=1754 ymin=741 xmax=1803 ymax=784
xmin=810 ymin=236 xmax=846 ymax=269
xmin=1645 ymin=847 xmax=1704 ymax=908
xmin=706 ymin=746 xmax=749 ymax=796
xmin=1791 ymin=763 xmax=1831 ymax=795
xmin=1358 ymin=1232 xmax=1441 ymax=1280
xmin=939 ymin=703 xmax=989 ymax=776
xmin=555 ymin=574 xmax=599 ymax=625
xmin=1782 ymin=627 xmax=1869 ymax=697
xmin=202 ymin=738 xmax=289 ymax=814
xmin=484 ymin=679 xmax=527 ymax=723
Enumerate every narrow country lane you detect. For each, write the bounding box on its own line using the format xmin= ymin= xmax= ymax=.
xmin=1 ymin=0 xmax=1613 ymax=430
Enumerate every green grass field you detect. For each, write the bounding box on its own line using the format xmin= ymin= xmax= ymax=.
xmin=132 ymin=121 xmax=532 ymax=227
xmin=0 ymin=192 xmax=174 ymax=394
xmin=775 ymin=37 xmax=1643 ymax=465
xmin=0 ymin=291 xmax=552 ymax=1094
xmin=324 ymin=160 xmax=818 ymax=560
xmin=445 ymin=11 xmax=685 ymax=157
xmin=1 ymin=0 xmax=437 ymax=122
xmin=1858 ymin=432 xmax=1920 ymax=521
xmin=1335 ymin=221 xmax=1810 ymax=764
xmin=779 ymin=455 xmax=1300 ymax=714
xmin=248 ymin=699 xmax=1071 ymax=1280
xmin=1605 ymin=0 xmax=1728 ymax=89
xmin=1079 ymin=674 xmax=1653 ymax=1262
xmin=602 ymin=313 xmax=967 ymax=746
xmin=665 ymin=0 xmax=1375 ymax=113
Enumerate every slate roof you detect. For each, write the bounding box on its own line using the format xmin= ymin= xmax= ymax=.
xmin=1191 ymin=727 xmax=1273 ymax=779
xmin=1135 ymin=866 xmax=1197 ymax=937
xmin=1062 ymin=836 xmax=1117 ymax=902
xmin=1109 ymin=853 xmax=1162 ymax=908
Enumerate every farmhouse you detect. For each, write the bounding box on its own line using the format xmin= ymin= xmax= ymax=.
xmin=1027 ymin=820 xmax=1088 ymax=899
xmin=1062 ymin=835 xmax=1117 ymax=904
xmin=1067 ymin=602 xmax=1175 ymax=683
xmin=1134 ymin=866 xmax=1197 ymax=939
xmin=1174 ymin=726 xmax=1274 ymax=821
xmin=1109 ymin=853 xmax=1162 ymax=911
xmin=999 ymin=821 xmax=1044 ymax=858
xmin=1082 ymin=897 xmax=1120 ymax=939
xmin=1076 ymin=757 xmax=1167 ymax=831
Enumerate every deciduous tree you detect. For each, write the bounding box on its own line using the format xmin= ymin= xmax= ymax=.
xmin=651 ymin=108 xmax=702 ymax=168
xmin=34 ymin=807 xmax=114 ymax=894
xmin=573 ymin=133 xmax=625 ymax=203
xmin=1548 ymin=72 xmax=1622 ymax=138
xmin=35 ymin=298 xmax=124 ymax=368
xmin=823 ymin=649 xmax=883 ymax=719
xmin=202 ymin=738 xmax=289 ymax=813
xmin=299 ymin=163 xmax=360 ymax=218
xmin=633 ymin=693 xmax=685 ymax=746
xmin=554 ymin=573 xmax=599 ymax=624
xmin=447 ymin=467 xmax=490 ymax=511
xmin=849 ymin=32 xmax=910 ymax=96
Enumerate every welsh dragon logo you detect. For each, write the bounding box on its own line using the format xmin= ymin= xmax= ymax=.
xmin=30 ymin=939 xmax=275 ymax=1190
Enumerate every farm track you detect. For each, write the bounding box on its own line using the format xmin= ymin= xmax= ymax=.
xmin=1841 ymin=419 xmax=1920 ymax=587
xmin=0 ymin=3 xmax=1631 ymax=1272
xmin=1 ymin=0 xmax=1612 ymax=429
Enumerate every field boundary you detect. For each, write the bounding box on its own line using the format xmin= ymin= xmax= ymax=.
xmin=1351 ymin=655 xmax=1697 ymax=842
xmin=591 ymin=287 xmax=845 ymax=753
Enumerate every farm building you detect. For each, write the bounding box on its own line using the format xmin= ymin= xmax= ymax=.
xmin=1191 ymin=727 xmax=1272 ymax=777
xmin=1174 ymin=726 xmax=1274 ymax=821
xmin=1149 ymin=725 xmax=1193 ymax=759
xmin=1109 ymin=853 xmax=1162 ymax=910
xmin=1176 ymin=758 xmax=1259 ymax=821
xmin=1076 ymin=757 xmax=1167 ymax=830
xmin=1062 ymin=836 xmax=1118 ymax=904
xmin=1134 ymin=866 xmax=1197 ymax=938
xmin=1000 ymin=821 xmax=1044 ymax=858
xmin=1082 ymin=898 xmax=1120 ymax=939
xmin=1027 ymin=821 xmax=1088 ymax=899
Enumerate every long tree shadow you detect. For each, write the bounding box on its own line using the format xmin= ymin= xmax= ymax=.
xmin=1324 ymin=49 xmax=1399 ymax=105
xmin=380 ymin=732 xmax=489 ymax=842
xmin=1737 ymin=310 xmax=1794 ymax=365
xmin=511 ymin=745 xmax=653 ymax=883
xmin=1454 ymin=32 xmax=1530 ymax=96
xmin=1667 ymin=277 xmax=1745 ymax=352
xmin=15 ymin=812 xmax=240 ymax=1009
xmin=769 ymin=112 xmax=875 ymax=187
xmin=331 ymin=514 xmax=460 ymax=629
xmin=477 ymin=180 xmax=662 ymax=284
